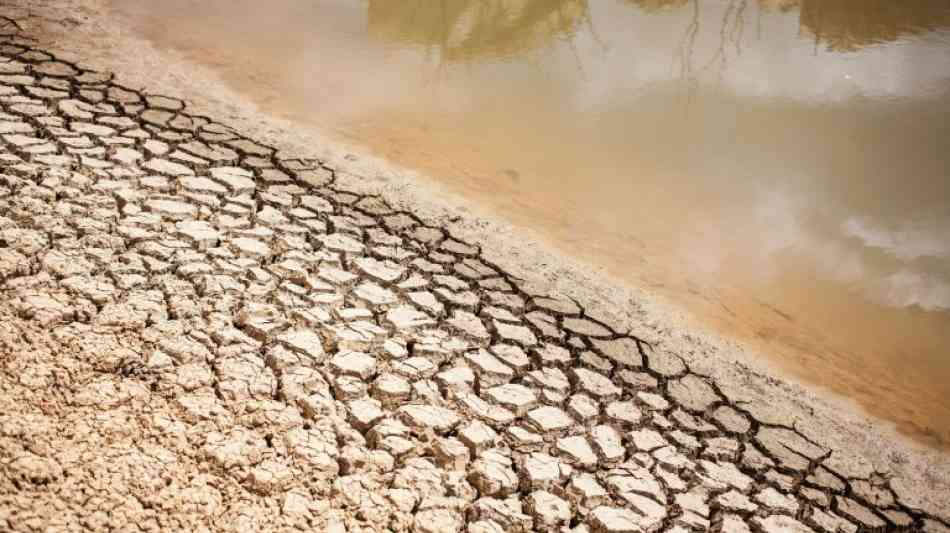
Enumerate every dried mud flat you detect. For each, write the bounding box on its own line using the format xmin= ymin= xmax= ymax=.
xmin=0 ymin=6 xmax=948 ymax=533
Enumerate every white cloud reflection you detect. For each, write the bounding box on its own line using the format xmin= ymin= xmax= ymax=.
xmin=842 ymin=216 xmax=950 ymax=261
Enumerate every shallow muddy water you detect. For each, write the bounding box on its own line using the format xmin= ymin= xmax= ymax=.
xmin=109 ymin=0 xmax=950 ymax=446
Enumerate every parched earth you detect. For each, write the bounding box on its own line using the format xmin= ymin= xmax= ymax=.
xmin=0 ymin=14 xmax=946 ymax=533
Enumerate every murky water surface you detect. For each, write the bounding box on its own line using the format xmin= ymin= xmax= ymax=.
xmin=110 ymin=0 xmax=950 ymax=446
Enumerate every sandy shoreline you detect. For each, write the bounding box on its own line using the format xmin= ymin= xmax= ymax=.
xmin=0 ymin=0 xmax=948 ymax=529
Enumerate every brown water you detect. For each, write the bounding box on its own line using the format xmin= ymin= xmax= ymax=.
xmin=108 ymin=0 xmax=950 ymax=447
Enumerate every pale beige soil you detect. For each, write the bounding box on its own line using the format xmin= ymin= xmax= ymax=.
xmin=0 ymin=1 xmax=948 ymax=532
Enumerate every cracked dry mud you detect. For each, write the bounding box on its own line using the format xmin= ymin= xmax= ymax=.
xmin=0 ymin=14 xmax=946 ymax=533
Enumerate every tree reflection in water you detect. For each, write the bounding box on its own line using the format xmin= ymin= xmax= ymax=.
xmin=796 ymin=0 xmax=950 ymax=52
xmin=622 ymin=0 xmax=950 ymax=103
xmin=365 ymin=0 xmax=950 ymax=95
xmin=366 ymin=0 xmax=590 ymax=62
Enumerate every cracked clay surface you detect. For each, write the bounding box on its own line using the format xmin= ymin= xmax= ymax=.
xmin=0 ymin=13 xmax=947 ymax=533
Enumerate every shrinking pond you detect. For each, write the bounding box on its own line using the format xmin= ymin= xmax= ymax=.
xmin=110 ymin=0 xmax=950 ymax=447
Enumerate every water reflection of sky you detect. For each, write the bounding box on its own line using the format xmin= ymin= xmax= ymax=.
xmin=562 ymin=2 xmax=950 ymax=107
xmin=359 ymin=1 xmax=950 ymax=105
xmin=542 ymin=1 xmax=950 ymax=311
xmin=356 ymin=0 xmax=950 ymax=311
